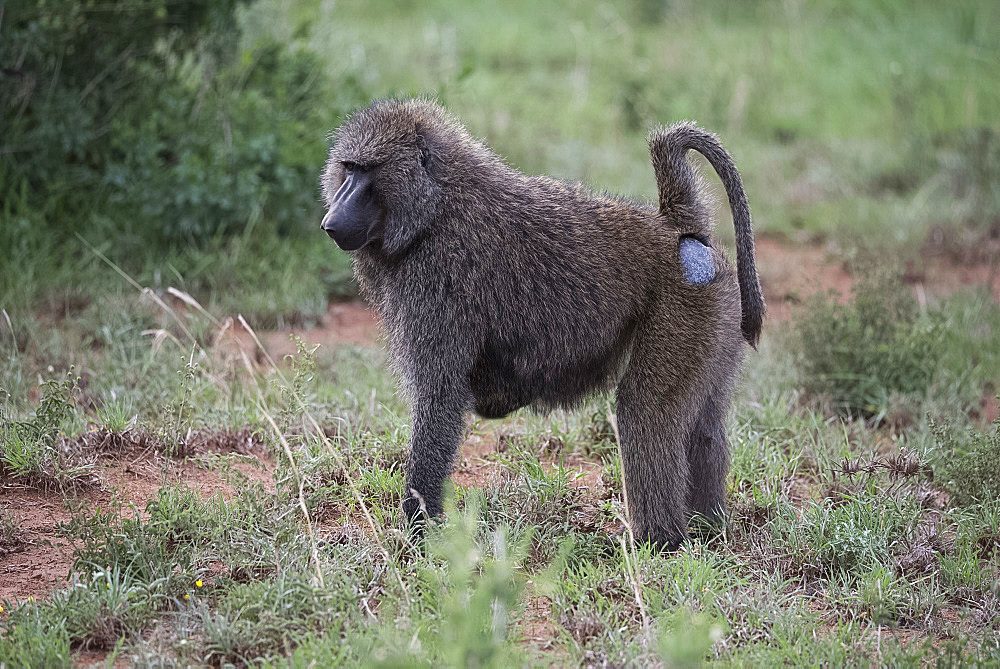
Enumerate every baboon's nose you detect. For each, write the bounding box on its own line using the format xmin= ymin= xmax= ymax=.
xmin=321 ymin=210 xmax=339 ymax=241
xmin=321 ymin=208 xmax=335 ymax=232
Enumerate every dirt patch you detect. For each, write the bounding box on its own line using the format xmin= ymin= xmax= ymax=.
xmin=0 ymin=486 xmax=80 ymax=605
xmin=519 ymin=591 xmax=562 ymax=655
xmin=222 ymin=301 xmax=381 ymax=361
xmin=977 ymin=393 xmax=999 ymax=425
xmin=452 ymin=429 xmax=501 ymax=488
xmin=453 ymin=426 xmax=607 ymax=495
xmin=755 ymin=233 xmax=1000 ymax=325
xmin=906 ymin=256 xmax=1000 ymax=305
xmin=0 ymin=433 xmax=273 ymax=606
xmin=755 ymin=237 xmax=853 ymax=322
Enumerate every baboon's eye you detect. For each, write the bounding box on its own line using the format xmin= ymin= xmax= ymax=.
xmin=342 ymin=161 xmax=358 ymax=173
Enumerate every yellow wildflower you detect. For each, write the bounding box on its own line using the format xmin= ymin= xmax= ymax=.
xmin=195 ymin=579 xmax=203 ymax=588
xmin=184 ymin=594 xmax=190 ymax=601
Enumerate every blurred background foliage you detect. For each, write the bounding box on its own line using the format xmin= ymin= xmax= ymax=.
xmin=1 ymin=0 xmax=352 ymax=245
xmin=1 ymin=0 xmax=998 ymax=326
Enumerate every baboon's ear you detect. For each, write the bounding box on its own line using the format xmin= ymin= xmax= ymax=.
xmin=415 ymin=123 xmax=441 ymax=176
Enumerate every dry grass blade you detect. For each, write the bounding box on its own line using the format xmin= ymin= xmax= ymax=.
xmin=167 ymin=286 xmax=223 ymax=327
xmin=1 ymin=308 xmax=13 ymax=342
xmin=238 ymin=314 xmax=282 ymax=372
xmin=260 ymin=405 xmax=325 ymax=588
xmin=140 ymin=329 xmax=185 ymax=353
xmin=607 ymin=400 xmax=651 ymax=644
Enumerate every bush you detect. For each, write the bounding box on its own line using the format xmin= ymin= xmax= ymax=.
xmin=107 ymin=39 xmax=333 ymax=244
xmin=793 ymin=267 xmax=946 ymax=418
xmin=1 ymin=1 xmax=340 ymax=244
xmin=930 ymin=413 xmax=1000 ymax=508
xmin=1 ymin=0 xmax=366 ymax=311
xmin=0 ymin=372 xmax=93 ymax=487
xmin=2 ymin=1 xmax=242 ymax=218
xmin=798 ymin=495 xmax=916 ymax=576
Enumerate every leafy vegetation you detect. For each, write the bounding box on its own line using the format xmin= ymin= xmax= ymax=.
xmin=1 ymin=0 xmax=336 ymax=244
xmin=793 ymin=268 xmax=1000 ymax=419
xmin=931 ymin=414 xmax=1000 ymax=508
xmin=1 ymin=0 xmax=361 ymax=324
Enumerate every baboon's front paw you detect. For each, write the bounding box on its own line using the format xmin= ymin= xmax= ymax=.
xmin=640 ymin=529 xmax=685 ymax=553
xmin=401 ymin=495 xmax=428 ymax=526
xmin=400 ymin=494 xmax=444 ymax=540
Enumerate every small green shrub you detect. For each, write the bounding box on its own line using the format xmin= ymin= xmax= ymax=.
xmin=802 ymin=497 xmax=913 ymax=575
xmin=776 ymin=476 xmax=924 ymax=579
xmin=793 ymin=267 xmax=946 ymax=418
xmin=95 ymin=397 xmax=137 ymax=434
xmin=0 ymin=371 xmax=93 ymax=486
xmin=52 ymin=566 xmax=162 ymax=650
xmin=930 ymin=413 xmax=1000 ymax=508
xmin=0 ymin=603 xmax=72 ymax=668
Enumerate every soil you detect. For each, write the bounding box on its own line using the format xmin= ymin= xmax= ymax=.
xmin=755 ymin=233 xmax=1000 ymax=323
xmin=0 ymin=442 xmax=273 ymax=607
xmin=755 ymin=237 xmax=854 ymax=321
xmin=222 ymin=301 xmax=380 ymax=362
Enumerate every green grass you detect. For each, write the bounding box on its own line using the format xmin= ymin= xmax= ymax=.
xmin=295 ymin=0 xmax=999 ymax=249
xmin=2 ymin=286 xmax=999 ymax=664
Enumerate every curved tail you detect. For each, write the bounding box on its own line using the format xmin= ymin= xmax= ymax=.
xmin=648 ymin=122 xmax=765 ymax=348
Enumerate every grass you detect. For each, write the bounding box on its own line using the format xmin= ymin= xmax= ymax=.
xmin=1 ymin=280 xmax=999 ymax=665
xmin=296 ymin=0 xmax=999 ymax=249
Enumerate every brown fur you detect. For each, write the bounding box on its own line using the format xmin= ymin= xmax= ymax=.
xmin=321 ymin=99 xmax=764 ymax=547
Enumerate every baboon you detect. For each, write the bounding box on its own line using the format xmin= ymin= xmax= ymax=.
xmin=320 ymin=99 xmax=764 ymax=548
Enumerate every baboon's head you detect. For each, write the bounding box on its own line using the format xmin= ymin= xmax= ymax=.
xmin=321 ymin=99 xmax=453 ymax=256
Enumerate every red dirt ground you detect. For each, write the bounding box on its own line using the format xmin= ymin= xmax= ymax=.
xmin=223 ymin=301 xmax=380 ymax=362
xmin=755 ymin=235 xmax=1000 ymax=322
xmin=0 ymin=448 xmax=272 ymax=607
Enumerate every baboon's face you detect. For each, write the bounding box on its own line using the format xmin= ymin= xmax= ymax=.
xmin=321 ymin=101 xmax=443 ymax=255
xmin=321 ymin=162 xmax=383 ymax=251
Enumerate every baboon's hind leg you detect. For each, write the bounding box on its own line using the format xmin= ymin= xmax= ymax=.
xmin=615 ymin=349 xmax=702 ymax=549
xmin=686 ymin=391 xmax=731 ymax=528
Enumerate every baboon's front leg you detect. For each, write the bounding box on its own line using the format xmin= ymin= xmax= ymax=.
xmin=615 ymin=370 xmax=696 ymax=550
xmin=401 ymin=392 xmax=466 ymax=526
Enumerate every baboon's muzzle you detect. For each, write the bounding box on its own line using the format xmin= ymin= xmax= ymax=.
xmin=321 ymin=169 xmax=381 ymax=251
